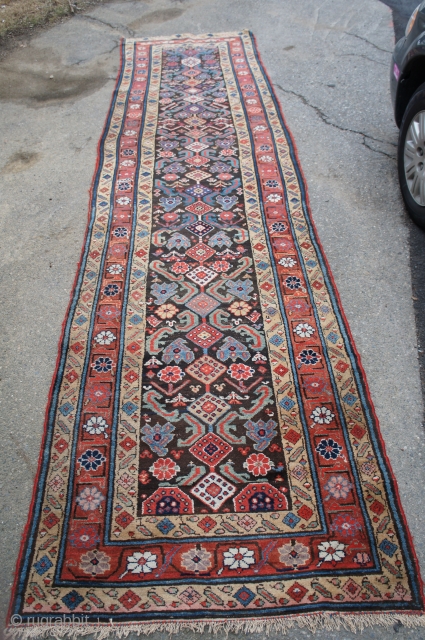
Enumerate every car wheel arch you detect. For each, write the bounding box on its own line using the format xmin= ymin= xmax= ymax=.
xmin=396 ymin=55 xmax=425 ymax=127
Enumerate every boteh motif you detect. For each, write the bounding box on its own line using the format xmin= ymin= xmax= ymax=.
xmin=8 ymin=31 xmax=424 ymax=634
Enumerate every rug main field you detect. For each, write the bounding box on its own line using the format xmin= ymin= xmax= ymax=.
xmin=8 ymin=30 xmax=424 ymax=634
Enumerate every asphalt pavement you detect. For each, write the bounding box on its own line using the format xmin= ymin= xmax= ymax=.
xmin=0 ymin=0 xmax=425 ymax=638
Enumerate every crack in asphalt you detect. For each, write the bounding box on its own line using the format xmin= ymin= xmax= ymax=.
xmin=79 ymin=13 xmax=135 ymax=37
xmin=275 ymin=84 xmax=396 ymax=159
xmin=341 ymin=52 xmax=388 ymax=67
xmin=345 ymin=31 xmax=393 ymax=54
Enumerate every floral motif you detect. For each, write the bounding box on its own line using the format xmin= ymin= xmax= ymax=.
xmin=228 ymin=300 xmax=251 ymax=316
xmin=227 ymin=363 xmax=254 ymax=381
xmin=116 ymin=196 xmax=131 ymax=206
xmin=316 ymin=438 xmax=343 ymax=460
xmin=141 ymin=422 xmax=175 ymax=456
xmin=223 ymin=547 xmax=255 ymax=571
xmin=310 ymin=406 xmax=335 ymax=425
xmin=97 ymin=305 xmax=120 ymax=321
xmin=226 ymin=279 xmax=253 ymax=301
xmin=324 ymin=475 xmax=353 ymax=500
xmin=266 ymin=193 xmax=282 ymax=203
xmin=331 ymin=513 xmax=362 ymax=537
xmin=279 ymin=256 xmax=297 ymax=267
xmin=117 ymin=473 xmax=135 ymax=489
xmin=171 ymin=261 xmax=190 ymax=274
xmin=125 ymin=551 xmax=157 ymax=575
xmin=285 ymin=276 xmax=302 ymax=290
xmin=69 ymin=525 xmax=100 ymax=549
xmin=302 ymin=375 xmax=329 ymax=396
xmin=294 ymin=323 xmax=315 ymax=338
xmin=158 ymin=366 xmax=184 ymax=383
xmin=77 ymin=449 xmax=106 ymax=471
xmin=79 ymin=549 xmax=110 ymax=576
xmin=94 ymin=330 xmax=116 ymax=345
xmin=212 ymin=260 xmax=230 ymax=272
xmin=181 ymin=545 xmax=212 ymax=572
xmin=76 ymin=486 xmax=105 ymax=512
xmin=243 ymin=452 xmax=273 ymax=476
xmin=107 ymin=264 xmax=124 ymax=275
xmin=317 ymin=540 xmax=346 ymax=563
xmin=278 ymin=541 xmax=310 ymax=569
xmin=244 ymin=419 xmax=277 ymax=452
xmin=297 ymin=349 xmax=321 ymax=366
xmin=156 ymin=303 xmax=178 ymax=319
xmin=85 ymin=383 xmax=112 ymax=405
xmin=151 ymin=282 xmax=178 ymax=305
xmin=92 ymin=357 xmax=113 ymax=373
xmin=83 ymin=416 xmax=109 ymax=438
xmin=149 ymin=458 xmax=180 ymax=481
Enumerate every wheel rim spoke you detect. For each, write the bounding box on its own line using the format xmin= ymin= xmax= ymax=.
xmin=404 ymin=110 xmax=425 ymax=206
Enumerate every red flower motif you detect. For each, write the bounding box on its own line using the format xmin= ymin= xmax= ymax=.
xmin=302 ymin=375 xmax=329 ymax=396
xmin=244 ymin=452 xmax=272 ymax=476
xmin=212 ymin=260 xmax=230 ymax=272
xmin=227 ymin=363 xmax=254 ymax=381
xmin=149 ymin=457 xmax=180 ymax=481
xmin=138 ymin=470 xmax=150 ymax=485
xmin=171 ymin=261 xmax=190 ymax=274
xmin=158 ymin=366 xmax=184 ymax=383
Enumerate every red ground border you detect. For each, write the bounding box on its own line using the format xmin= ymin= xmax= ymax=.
xmin=249 ymin=29 xmax=425 ymax=609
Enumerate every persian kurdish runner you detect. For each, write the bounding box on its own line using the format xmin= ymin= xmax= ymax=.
xmin=8 ymin=31 xmax=425 ymax=637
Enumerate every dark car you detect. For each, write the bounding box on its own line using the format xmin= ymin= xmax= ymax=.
xmin=391 ymin=2 xmax=425 ymax=230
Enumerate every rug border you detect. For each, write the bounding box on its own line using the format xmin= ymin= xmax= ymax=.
xmin=6 ymin=29 xmax=425 ymax=635
xmin=246 ymin=28 xmax=425 ymax=605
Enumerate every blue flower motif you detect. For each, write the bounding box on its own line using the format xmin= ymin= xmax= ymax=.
xmin=316 ymin=438 xmax=343 ymax=460
xmin=270 ymin=221 xmax=286 ymax=233
xmin=265 ymin=179 xmax=279 ymax=187
xmin=113 ymin=227 xmax=128 ymax=238
xmin=151 ymin=282 xmax=178 ymax=305
xmin=77 ymin=449 xmax=106 ymax=471
xmin=159 ymin=196 xmax=182 ymax=212
xmin=104 ymin=283 xmax=119 ymax=297
xmin=285 ymin=276 xmax=302 ymax=290
xmin=62 ymin=590 xmax=84 ymax=611
xmin=216 ymin=336 xmax=250 ymax=362
xmin=93 ymin=357 xmax=113 ymax=373
xmin=216 ymin=194 xmax=238 ymax=210
xmin=244 ymin=419 xmax=278 ymax=452
xmin=210 ymin=161 xmax=230 ymax=173
xmin=166 ymin=232 xmax=190 ymax=250
xmin=227 ymin=279 xmax=254 ymax=301
xmin=141 ymin=422 xmax=175 ymax=456
xmin=208 ymin=231 xmax=232 ymax=248
xmin=33 ymin=555 xmax=53 ymax=576
xmin=164 ymin=162 xmax=185 ymax=174
xmin=162 ymin=338 xmax=195 ymax=364
xmin=297 ymin=349 xmax=321 ymax=366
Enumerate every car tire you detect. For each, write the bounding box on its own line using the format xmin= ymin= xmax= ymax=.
xmin=398 ymin=82 xmax=425 ymax=231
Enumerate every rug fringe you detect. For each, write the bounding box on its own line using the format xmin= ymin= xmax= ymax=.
xmin=5 ymin=612 xmax=425 ymax=639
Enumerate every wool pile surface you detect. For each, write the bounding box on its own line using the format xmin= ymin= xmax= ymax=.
xmin=8 ymin=31 xmax=425 ymax=637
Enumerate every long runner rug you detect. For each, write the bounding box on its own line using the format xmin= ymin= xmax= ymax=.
xmin=8 ymin=31 xmax=425 ymax=637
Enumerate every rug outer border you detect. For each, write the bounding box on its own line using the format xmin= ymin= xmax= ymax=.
xmin=5 ymin=30 xmax=425 ymax=636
